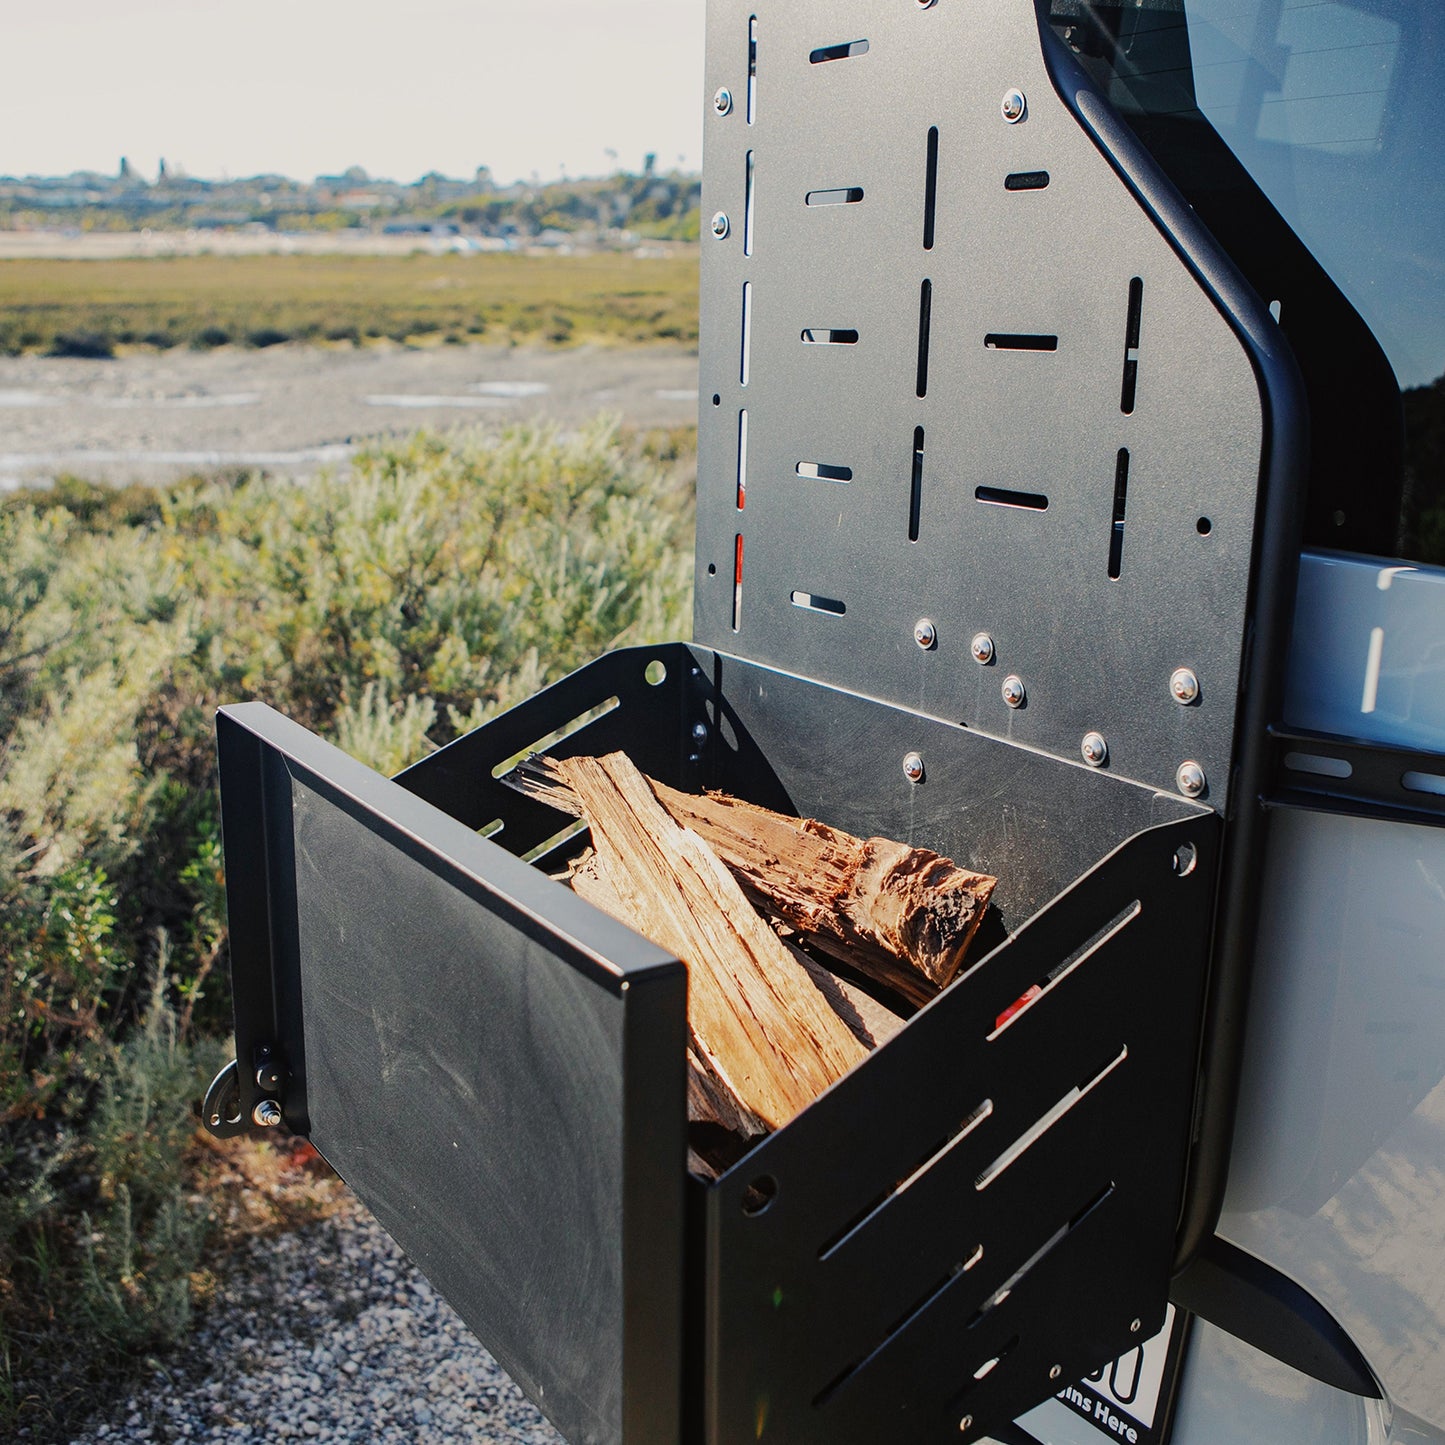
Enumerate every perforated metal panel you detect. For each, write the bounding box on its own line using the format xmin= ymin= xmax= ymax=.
xmin=695 ymin=0 xmax=1274 ymax=800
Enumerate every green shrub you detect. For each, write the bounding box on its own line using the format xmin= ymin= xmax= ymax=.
xmin=0 ymin=419 xmax=696 ymax=1436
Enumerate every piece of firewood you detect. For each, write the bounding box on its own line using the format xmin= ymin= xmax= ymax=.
xmin=572 ymin=839 xmax=899 ymax=1081
xmin=787 ymin=944 xmax=907 ymax=1050
xmin=512 ymin=755 xmax=997 ymax=1006
xmin=687 ymin=1045 xmax=768 ymax=1138
xmin=571 ymin=847 xmax=770 ymax=1143
xmin=558 ymin=753 xmax=869 ymax=1129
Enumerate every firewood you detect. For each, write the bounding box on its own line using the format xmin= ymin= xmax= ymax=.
xmin=511 ymin=755 xmax=997 ymax=1006
xmin=787 ymin=944 xmax=906 ymax=1050
xmin=558 ymin=753 xmax=870 ymax=1130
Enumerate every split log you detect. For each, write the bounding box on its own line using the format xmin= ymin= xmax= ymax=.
xmin=512 ymin=754 xmax=997 ymax=1006
xmin=559 ymin=753 xmax=870 ymax=1130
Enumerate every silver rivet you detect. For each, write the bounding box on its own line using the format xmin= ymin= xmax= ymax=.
xmin=252 ymin=1099 xmax=282 ymax=1128
xmin=209 ymin=1112 xmax=222 ymax=1128
xmin=1177 ymin=761 xmax=1206 ymax=798
xmin=960 ymin=1416 xmax=973 ymax=1434
xmin=1171 ymin=667 xmax=1201 ymax=705
xmin=1130 ymin=1318 xmax=1143 ymax=1334
xmin=914 ymin=618 xmax=937 ymax=650
xmin=1081 ymin=732 xmax=1108 ymax=767
xmin=1002 ymin=675 xmax=1026 ymax=709
xmin=970 ymin=632 xmax=995 ymax=665
xmin=711 ymin=211 xmax=731 ymax=239
xmin=1050 ymin=1364 xmax=1062 ymax=1380
xmin=1002 ymin=89 xmax=1027 ymax=123
xmin=903 ymin=752 xmax=925 ymax=784
xmin=692 ymin=721 xmax=709 ymax=744
xmin=713 ymin=86 xmax=734 ymax=116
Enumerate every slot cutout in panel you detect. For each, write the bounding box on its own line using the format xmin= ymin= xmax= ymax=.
xmin=806 ymin=187 xmax=864 ymax=207
xmin=1121 ymin=277 xmax=1143 ymax=414
xmin=985 ymin=334 xmax=1058 ymax=352
xmin=1109 ymin=449 xmax=1130 ymax=579
xmin=909 ymin=427 xmax=925 ymax=542
xmin=740 ymin=282 xmax=753 ymax=385
xmin=810 ymin=39 xmax=869 ymax=64
xmin=522 ymin=820 xmax=590 ymax=866
xmin=747 ymin=16 xmax=757 ymax=124
xmin=796 ymin=461 xmax=853 ymax=483
xmin=744 ymin=152 xmax=756 ymax=256
xmin=1005 ymin=171 xmax=1050 ymax=192
xmin=923 ymin=127 xmax=939 ymax=250
xmin=736 ymin=410 xmax=749 ymax=509
xmin=802 ymin=328 xmax=859 ymax=346
xmin=791 ymin=591 xmax=846 ymax=616
xmin=1283 ymin=752 xmax=1351 ymax=780
xmin=813 ymin=1246 xmax=986 ymax=1408
xmin=916 ymin=280 xmax=933 ymax=398
xmin=1403 ymin=770 xmax=1445 ymax=797
xmin=732 ymin=534 xmax=744 ymax=632
xmin=818 ymin=1099 xmax=994 ymax=1260
xmin=491 ymin=698 xmax=622 ymax=781
xmin=975 ymin=1049 xmax=1128 ymax=1192
xmin=965 ymin=1185 xmax=1114 ymax=1332
xmin=990 ymin=903 xmax=1141 ymax=1040
xmin=976 ymin=487 xmax=1048 ymax=512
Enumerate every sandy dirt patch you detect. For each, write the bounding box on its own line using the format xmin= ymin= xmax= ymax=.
xmin=0 ymin=342 xmax=700 ymax=487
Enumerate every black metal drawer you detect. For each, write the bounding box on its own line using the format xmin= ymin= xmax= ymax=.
xmin=212 ymin=642 xmax=1217 ymax=1445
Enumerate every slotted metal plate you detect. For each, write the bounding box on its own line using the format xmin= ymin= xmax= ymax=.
xmin=695 ymin=654 xmax=1217 ymax=1445
xmin=696 ymin=0 xmax=1274 ymax=801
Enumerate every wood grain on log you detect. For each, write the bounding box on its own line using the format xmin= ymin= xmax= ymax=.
xmin=558 ymin=753 xmax=870 ymax=1130
xmin=512 ymin=754 xmax=997 ymax=1006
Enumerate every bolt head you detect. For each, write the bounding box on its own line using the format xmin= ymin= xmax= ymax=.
xmin=1002 ymin=675 xmax=1026 ymax=709
xmin=692 ymin=721 xmax=710 ymax=744
xmin=1050 ymin=1364 xmax=1062 ymax=1380
xmin=914 ymin=618 xmax=937 ymax=650
xmin=1170 ymin=667 xmax=1200 ymax=705
xmin=1177 ymin=761 xmax=1207 ymax=798
xmin=711 ymin=211 xmax=731 ymax=239
xmin=252 ymin=1099 xmax=282 ymax=1128
xmin=959 ymin=1416 xmax=974 ymax=1434
xmin=1081 ymin=732 xmax=1108 ymax=767
xmin=970 ymin=632 xmax=995 ymax=665
xmin=903 ymin=752 xmax=925 ymax=784
xmin=1130 ymin=1318 xmax=1143 ymax=1334
xmin=713 ymin=86 xmax=734 ymax=116
xmin=1002 ymin=89 xmax=1027 ymax=123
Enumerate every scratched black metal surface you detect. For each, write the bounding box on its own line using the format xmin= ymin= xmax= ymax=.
xmin=695 ymin=0 xmax=1277 ymax=802
xmin=216 ymin=704 xmax=688 ymax=1445
xmin=221 ymin=635 xmax=1216 ymax=1445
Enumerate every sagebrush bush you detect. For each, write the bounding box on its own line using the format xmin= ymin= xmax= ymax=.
xmin=0 ymin=419 xmax=695 ymax=1438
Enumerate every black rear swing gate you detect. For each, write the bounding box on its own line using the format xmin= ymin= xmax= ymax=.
xmin=204 ymin=3 xmax=1307 ymax=1442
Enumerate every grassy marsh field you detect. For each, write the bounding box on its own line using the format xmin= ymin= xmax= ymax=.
xmin=0 ymin=251 xmax=700 ymax=357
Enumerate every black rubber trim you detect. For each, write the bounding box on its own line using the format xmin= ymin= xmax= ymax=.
xmin=1035 ymin=4 xmax=1311 ymax=1276
xmin=1171 ymin=1236 xmax=1381 ymax=1399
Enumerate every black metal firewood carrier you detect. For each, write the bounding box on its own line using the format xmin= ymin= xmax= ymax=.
xmin=204 ymin=3 xmax=1307 ymax=1442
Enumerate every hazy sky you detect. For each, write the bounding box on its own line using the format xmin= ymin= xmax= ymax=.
xmin=0 ymin=0 xmax=706 ymax=184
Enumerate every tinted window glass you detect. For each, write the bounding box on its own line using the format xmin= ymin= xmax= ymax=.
xmin=1048 ymin=0 xmax=1445 ymax=564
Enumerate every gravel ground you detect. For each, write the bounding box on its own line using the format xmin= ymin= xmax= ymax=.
xmin=67 ymin=1192 xmax=563 ymax=1445
xmin=0 ymin=342 xmax=700 ymax=488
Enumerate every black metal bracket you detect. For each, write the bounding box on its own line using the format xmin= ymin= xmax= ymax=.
xmin=1266 ymin=725 xmax=1445 ymax=828
xmin=203 ymin=1058 xmax=246 ymax=1139
xmin=203 ymin=1042 xmax=288 ymax=1139
xmin=1170 ymin=1235 xmax=1381 ymax=1399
